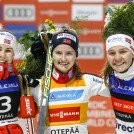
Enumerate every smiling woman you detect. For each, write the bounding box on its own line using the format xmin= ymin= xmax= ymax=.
xmin=0 ymin=30 xmax=17 ymax=79
xmin=0 ymin=45 xmax=14 ymax=63
xmin=107 ymin=45 xmax=133 ymax=73
xmin=30 ymin=27 xmax=111 ymax=134
xmin=0 ymin=29 xmax=24 ymax=134
xmin=106 ymin=34 xmax=134 ymax=74
xmin=102 ymin=33 xmax=134 ymax=134
xmin=0 ymin=30 xmax=16 ymax=64
xmin=101 ymin=2 xmax=134 ymax=133
xmin=103 ymin=17 xmax=134 ymax=134
xmin=52 ymin=28 xmax=78 ymax=75
xmin=52 ymin=44 xmax=76 ymax=74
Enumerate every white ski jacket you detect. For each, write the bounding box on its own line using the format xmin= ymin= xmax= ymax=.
xmin=31 ymin=68 xmax=110 ymax=134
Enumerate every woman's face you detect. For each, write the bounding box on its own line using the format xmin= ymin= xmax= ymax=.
xmin=52 ymin=44 xmax=76 ymax=74
xmin=0 ymin=45 xmax=14 ymax=64
xmin=107 ymin=46 xmax=133 ymax=73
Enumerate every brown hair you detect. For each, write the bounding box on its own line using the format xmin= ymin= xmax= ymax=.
xmin=102 ymin=60 xmax=112 ymax=87
xmin=73 ymin=60 xmax=82 ymax=74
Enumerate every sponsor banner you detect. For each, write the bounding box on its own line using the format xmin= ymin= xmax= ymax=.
xmin=2 ymin=0 xmax=36 ymax=3
xmin=49 ymin=107 xmax=80 ymax=122
xmin=37 ymin=3 xmax=71 ymax=23
xmin=114 ymin=109 xmax=134 ymax=122
xmin=38 ymin=0 xmax=69 ymax=2
xmin=4 ymin=4 xmax=35 ymax=21
xmin=108 ymin=0 xmax=132 ymax=1
xmin=82 ymin=28 xmax=102 ymax=36
xmin=87 ymin=96 xmax=116 ymax=133
xmin=5 ymin=24 xmax=36 ymax=39
xmin=112 ymin=96 xmax=134 ymax=114
xmin=78 ymin=42 xmax=104 ymax=59
xmin=78 ymin=21 xmax=105 ymax=42
xmin=49 ymin=90 xmax=84 ymax=102
xmin=116 ymin=119 xmax=134 ymax=133
xmin=47 ymin=103 xmax=88 ymax=126
xmin=49 ymin=126 xmax=80 ymax=134
xmin=73 ymin=0 xmax=104 ymax=2
xmin=80 ymin=30 xmax=103 ymax=42
xmin=72 ymin=4 xmax=103 ymax=21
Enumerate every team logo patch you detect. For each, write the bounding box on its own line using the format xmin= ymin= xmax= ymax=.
xmin=50 ymin=94 xmax=56 ymax=99
xmin=8 ymin=66 xmax=12 ymax=71
xmin=68 ymin=72 xmax=73 ymax=78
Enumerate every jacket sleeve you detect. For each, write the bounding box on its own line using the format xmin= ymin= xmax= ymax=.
xmin=84 ymin=73 xmax=111 ymax=97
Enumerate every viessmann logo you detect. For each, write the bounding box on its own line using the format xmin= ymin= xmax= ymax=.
xmin=4 ymin=4 xmax=35 ymax=21
xmin=49 ymin=107 xmax=80 ymax=122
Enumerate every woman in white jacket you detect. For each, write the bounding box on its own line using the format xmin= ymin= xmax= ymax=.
xmin=30 ymin=27 xmax=110 ymax=134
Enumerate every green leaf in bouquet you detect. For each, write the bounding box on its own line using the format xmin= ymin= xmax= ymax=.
xmin=104 ymin=6 xmax=113 ymax=16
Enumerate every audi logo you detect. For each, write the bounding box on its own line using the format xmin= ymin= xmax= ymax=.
xmin=4 ymin=5 xmax=35 ymax=21
xmin=6 ymin=8 xmax=33 ymax=17
xmin=79 ymin=46 xmax=102 ymax=55
xmin=78 ymin=43 xmax=104 ymax=59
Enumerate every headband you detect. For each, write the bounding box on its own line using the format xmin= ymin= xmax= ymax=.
xmin=0 ymin=31 xmax=16 ymax=51
xmin=106 ymin=34 xmax=134 ymax=54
